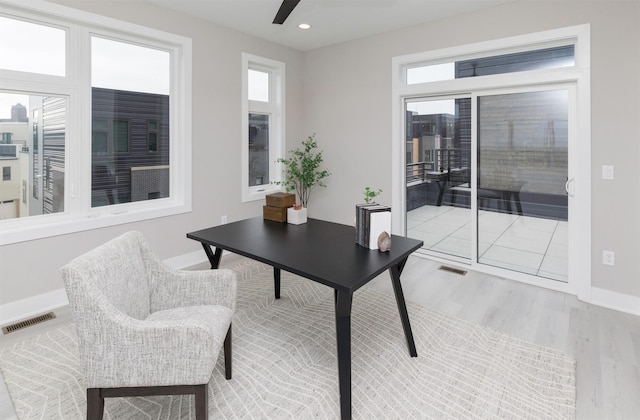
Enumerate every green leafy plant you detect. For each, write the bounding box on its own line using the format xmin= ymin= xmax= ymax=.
xmin=363 ymin=187 xmax=382 ymax=204
xmin=273 ymin=134 xmax=331 ymax=208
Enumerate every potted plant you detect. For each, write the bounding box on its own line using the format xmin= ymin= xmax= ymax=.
xmin=356 ymin=187 xmax=391 ymax=251
xmin=273 ymin=134 xmax=331 ymax=209
xmin=363 ymin=187 xmax=383 ymax=204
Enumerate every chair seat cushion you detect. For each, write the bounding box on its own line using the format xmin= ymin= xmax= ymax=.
xmin=146 ymin=305 xmax=233 ymax=338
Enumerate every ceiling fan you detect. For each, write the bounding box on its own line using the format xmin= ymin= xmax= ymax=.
xmin=273 ymin=0 xmax=301 ymax=24
xmin=272 ymin=0 xmax=395 ymax=25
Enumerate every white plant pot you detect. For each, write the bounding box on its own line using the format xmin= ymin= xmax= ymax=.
xmin=287 ymin=207 xmax=307 ymax=225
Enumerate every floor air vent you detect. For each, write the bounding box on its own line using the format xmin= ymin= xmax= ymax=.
xmin=2 ymin=312 xmax=56 ymax=335
xmin=438 ymin=265 xmax=468 ymax=276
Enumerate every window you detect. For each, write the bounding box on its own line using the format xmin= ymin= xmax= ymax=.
xmin=406 ymin=45 xmax=575 ymax=84
xmin=2 ymin=167 xmax=10 ymax=181
xmin=91 ymin=119 xmax=130 ymax=154
xmin=248 ymin=113 xmax=269 ymax=186
xmin=147 ymin=121 xmax=159 ymax=153
xmin=248 ymin=69 xmax=269 ymax=102
xmin=0 ymin=15 xmax=65 ymax=76
xmin=241 ymin=53 xmax=285 ymax=202
xmin=0 ymin=1 xmax=192 ymax=245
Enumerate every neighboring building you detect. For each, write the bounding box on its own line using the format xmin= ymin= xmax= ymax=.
xmin=10 ymin=103 xmax=27 ymax=122
xmin=0 ymin=122 xmax=28 ymax=219
xmin=91 ymin=87 xmax=170 ymax=206
xmin=0 ymin=88 xmax=170 ymax=220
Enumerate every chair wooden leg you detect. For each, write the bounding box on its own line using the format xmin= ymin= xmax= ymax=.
xmin=194 ymin=384 xmax=208 ymax=420
xmin=86 ymin=388 xmax=104 ymax=420
xmin=224 ymin=324 xmax=232 ymax=380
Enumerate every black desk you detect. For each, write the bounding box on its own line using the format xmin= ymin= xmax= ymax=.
xmin=187 ymin=217 xmax=423 ymax=420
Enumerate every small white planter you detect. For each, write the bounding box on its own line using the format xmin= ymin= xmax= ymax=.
xmin=287 ymin=207 xmax=307 ymax=225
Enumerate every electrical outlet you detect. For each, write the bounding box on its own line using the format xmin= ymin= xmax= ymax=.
xmin=602 ymin=250 xmax=615 ymax=266
xmin=602 ymin=165 xmax=614 ymax=180
xmin=221 ymin=215 xmax=228 ymax=224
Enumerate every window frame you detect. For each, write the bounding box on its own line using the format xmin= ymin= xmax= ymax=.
xmin=241 ymin=53 xmax=285 ymax=202
xmin=0 ymin=0 xmax=192 ymax=245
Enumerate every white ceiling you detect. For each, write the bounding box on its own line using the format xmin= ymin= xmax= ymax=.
xmin=145 ymin=0 xmax=514 ymax=51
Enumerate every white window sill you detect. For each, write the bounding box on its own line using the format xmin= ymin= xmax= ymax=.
xmin=0 ymin=200 xmax=191 ymax=245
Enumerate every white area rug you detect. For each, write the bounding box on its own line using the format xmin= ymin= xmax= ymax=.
xmin=0 ymin=261 xmax=576 ymax=419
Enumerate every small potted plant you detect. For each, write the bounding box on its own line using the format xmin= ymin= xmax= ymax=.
xmin=273 ymin=133 xmax=331 ymax=209
xmin=363 ymin=187 xmax=383 ymax=204
xmin=356 ymin=187 xmax=391 ymax=251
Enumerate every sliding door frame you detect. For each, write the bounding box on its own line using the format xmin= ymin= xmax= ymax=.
xmin=391 ymin=25 xmax=591 ymax=300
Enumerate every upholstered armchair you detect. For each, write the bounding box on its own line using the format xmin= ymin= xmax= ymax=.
xmin=60 ymin=231 xmax=236 ymax=420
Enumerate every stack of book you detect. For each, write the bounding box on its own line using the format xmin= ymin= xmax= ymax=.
xmin=355 ymin=204 xmax=391 ymax=250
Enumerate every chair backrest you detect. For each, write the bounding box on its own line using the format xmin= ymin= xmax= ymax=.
xmin=61 ymin=231 xmax=151 ymax=321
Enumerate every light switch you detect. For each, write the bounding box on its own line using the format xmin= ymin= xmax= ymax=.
xmin=602 ymin=165 xmax=614 ymax=180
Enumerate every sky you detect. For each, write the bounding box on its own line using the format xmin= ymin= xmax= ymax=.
xmin=406 ymin=99 xmax=455 ymax=116
xmin=0 ymin=93 xmax=28 ymax=120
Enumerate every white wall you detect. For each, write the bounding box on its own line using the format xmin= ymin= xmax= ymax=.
xmin=0 ymin=0 xmax=304 ymax=321
xmin=301 ymin=0 xmax=640 ymax=302
xmin=1 ymin=0 xmax=638 ymax=322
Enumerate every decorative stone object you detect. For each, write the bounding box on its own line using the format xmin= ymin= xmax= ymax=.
xmin=377 ymin=231 xmax=391 ymax=252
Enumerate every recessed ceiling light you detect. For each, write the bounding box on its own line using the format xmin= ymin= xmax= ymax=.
xmin=298 ymin=23 xmax=311 ymax=30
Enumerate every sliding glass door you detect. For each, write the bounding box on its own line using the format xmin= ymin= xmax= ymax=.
xmin=477 ymin=88 xmax=569 ymax=281
xmin=405 ymin=96 xmax=472 ymax=261
xmin=405 ymin=86 xmax=571 ymax=282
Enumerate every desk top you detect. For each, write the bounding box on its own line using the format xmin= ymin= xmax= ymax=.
xmin=187 ymin=217 xmax=423 ymax=292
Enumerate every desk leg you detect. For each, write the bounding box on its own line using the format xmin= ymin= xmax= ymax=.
xmin=273 ymin=267 xmax=281 ymax=299
xmin=201 ymin=243 xmax=223 ymax=269
xmin=334 ymin=289 xmax=353 ymax=420
xmin=389 ymin=262 xmax=418 ymax=357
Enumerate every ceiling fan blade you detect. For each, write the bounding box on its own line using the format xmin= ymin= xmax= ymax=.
xmin=273 ymin=0 xmax=301 ymax=24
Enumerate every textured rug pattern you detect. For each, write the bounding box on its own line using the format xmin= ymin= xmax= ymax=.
xmin=0 ymin=261 xmax=576 ymax=419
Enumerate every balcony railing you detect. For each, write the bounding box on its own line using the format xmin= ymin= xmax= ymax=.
xmin=406 ymin=148 xmax=470 ymax=185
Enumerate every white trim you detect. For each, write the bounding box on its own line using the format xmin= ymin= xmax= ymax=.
xmin=591 ymin=287 xmax=640 ymax=316
xmin=0 ymin=250 xmax=209 ymax=326
xmin=412 ymin=250 xmax=577 ymax=295
xmin=2 ymin=249 xmax=637 ymax=327
xmin=0 ymin=288 xmax=69 ymax=327
xmin=0 ymin=0 xmax=193 ymax=245
xmin=241 ymin=53 xmax=285 ymax=203
xmin=1 ymin=204 xmax=190 ymax=244
xmin=163 ymin=249 xmax=206 ymax=270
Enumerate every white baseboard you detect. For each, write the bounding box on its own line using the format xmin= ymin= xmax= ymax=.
xmin=0 ymin=251 xmax=210 ymax=326
xmin=590 ymin=287 xmax=640 ymax=316
xmin=163 ymin=250 xmax=208 ymax=269
xmin=0 ymin=288 xmax=69 ymax=327
xmin=5 ymin=252 xmax=637 ymax=326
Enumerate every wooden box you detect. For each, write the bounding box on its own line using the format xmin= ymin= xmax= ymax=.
xmin=265 ymin=192 xmax=296 ymax=208
xmin=263 ymin=205 xmax=288 ymax=222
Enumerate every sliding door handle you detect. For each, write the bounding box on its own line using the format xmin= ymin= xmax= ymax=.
xmin=565 ymin=178 xmax=575 ymax=197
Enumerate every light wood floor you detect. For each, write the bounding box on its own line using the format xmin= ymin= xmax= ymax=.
xmin=1 ymin=254 xmax=638 ymax=419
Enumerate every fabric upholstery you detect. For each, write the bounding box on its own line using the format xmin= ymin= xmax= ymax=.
xmin=60 ymin=231 xmax=236 ymax=388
